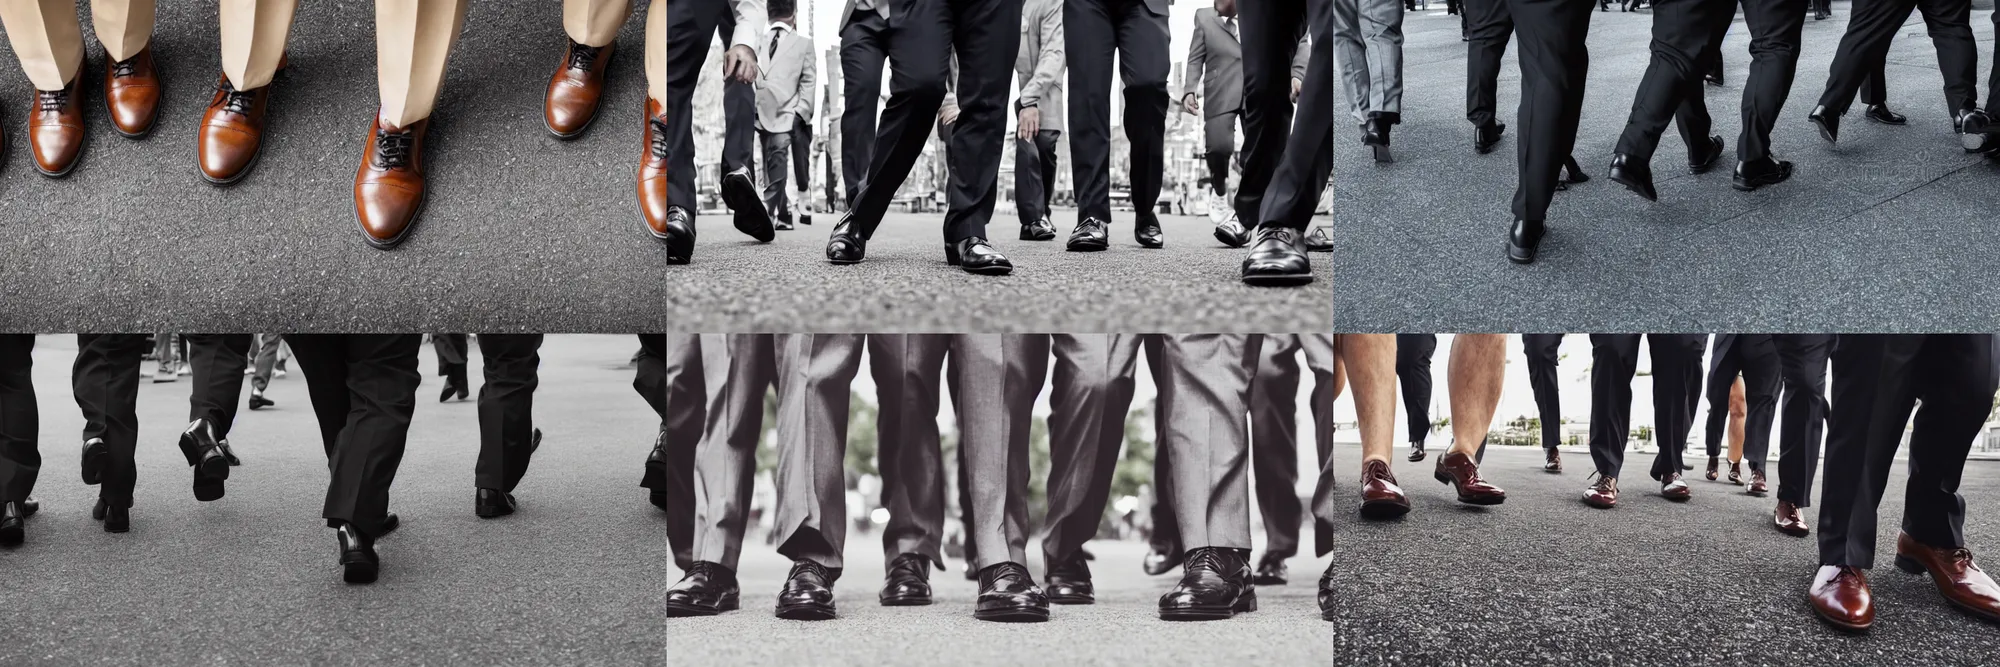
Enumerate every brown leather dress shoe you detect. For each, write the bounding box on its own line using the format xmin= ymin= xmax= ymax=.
xmin=1774 ymin=500 xmax=1809 ymax=537
xmin=1895 ymin=532 xmax=2000 ymax=624
xmin=1544 ymin=448 xmax=1561 ymax=473
xmin=1357 ymin=459 xmax=1410 ymax=519
xmin=1433 ymin=451 xmax=1505 ymax=505
xmin=1582 ymin=473 xmax=1618 ymax=509
xmin=353 ymin=114 xmax=431 ymax=249
xmin=1658 ymin=471 xmax=1692 ymax=501
xmin=103 ymin=46 xmax=161 ymax=137
xmin=1809 ymin=565 xmax=1873 ymax=632
xmin=198 ymin=75 xmax=274 ymax=185
xmin=638 ymin=98 xmax=695 ymax=262
xmin=28 ymin=73 xmax=87 ymax=177
xmin=1746 ymin=468 xmax=1768 ymax=496
xmin=544 ymin=39 xmax=614 ymax=138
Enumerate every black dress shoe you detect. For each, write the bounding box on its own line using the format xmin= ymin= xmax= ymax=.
xmin=475 ymin=488 xmax=516 ymax=518
xmin=1134 ymin=212 xmax=1164 ymax=249
xmin=1562 ymin=155 xmax=1591 ymax=184
xmin=1240 ymin=226 xmax=1313 ymax=286
xmin=776 ymin=560 xmax=840 ymax=620
xmin=80 ymin=437 xmax=108 ymax=484
xmin=1363 ymin=113 xmax=1395 ymax=163
xmin=1303 ymin=226 xmax=1332 ymax=252
xmin=1957 ymin=109 xmax=1991 ymax=153
xmin=93 ymin=498 xmax=107 ymax=520
xmin=18 ymin=498 xmax=34 ymax=517
xmin=1733 ymin=156 xmax=1794 ymax=191
xmin=1159 ymin=547 xmax=1257 ymax=621
xmin=1608 ymin=154 xmax=1657 ymax=201
xmin=661 ymin=206 xmax=696 ymax=265
xmin=1143 ymin=545 xmax=1184 ymax=576
xmin=1704 ymin=71 xmax=1723 ymax=87
xmin=719 ymin=168 xmax=775 ymax=242
xmin=667 ymin=561 xmax=742 ymax=616
xmin=1863 ymin=104 xmax=1907 ymax=126
xmin=1021 ymin=216 xmax=1057 ymax=241
xmin=641 ymin=427 xmax=670 ymax=506
xmin=1407 ymin=441 xmax=1427 ymax=462
xmin=1046 ymin=553 xmax=1096 ymax=604
xmin=1067 ymin=217 xmax=1110 ymax=251
xmin=1318 ymin=564 xmax=1334 ymax=621
xmin=946 ymin=237 xmax=1013 ymax=275
xmin=879 ymin=553 xmax=934 ymax=606
xmin=1809 ymin=105 xmax=1839 ymax=144
xmin=248 ymin=392 xmax=274 ymax=410
xmin=178 ymin=419 xmax=232 ymax=502
xmin=826 ymin=215 xmax=869 ymax=264
xmin=0 ymin=501 xmax=25 ymax=546
xmin=336 ymin=522 xmax=379 ymax=583
xmin=1474 ymin=122 xmax=1506 ymax=154
xmin=1253 ymin=554 xmax=1289 ymax=586
xmin=1688 ymin=135 xmax=1725 ymax=174
xmin=104 ymin=504 xmax=130 ymax=533
xmin=976 ymin=562 xmax=1051 ymax=622
xmin=1507 ymin=218 xmax=1545 ymax=264
xmin=774 ymin=217 xmax=794 ymax=231
xmin=219 ymin=439 xmax=242 ymax=466
xmin=1214 ymin=217 xmax=1251 ymax=248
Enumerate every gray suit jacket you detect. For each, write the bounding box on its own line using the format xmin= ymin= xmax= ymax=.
xmin=756 ymin=25 xmax=816 ymax=133
xmin=1015 ymin=0 xmax=1065 ymax=133
xmin=1182 ymin=8 xmax=1241 ymax=117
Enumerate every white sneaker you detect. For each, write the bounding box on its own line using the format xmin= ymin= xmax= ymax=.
xmin=1206 ymin=192 xmax=1231 ymax=225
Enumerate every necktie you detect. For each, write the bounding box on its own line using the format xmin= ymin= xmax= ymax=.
xmin=1225 ymin=18 xmax=1237 ymax=40
xmin=769 ymin=28 xmax=781 ymax=60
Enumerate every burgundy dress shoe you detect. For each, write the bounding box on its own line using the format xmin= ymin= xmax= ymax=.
xmin=1658 ymin=471 xmax=1692 ymax=501
xmin=1582 ymin=474 xmax=1618 ymax=509
xmin=666 ymin=561 xmax=742 ymax=617
xmin=1544 ymin=448 xmax=1562 ymax=473
xmin=1774 ymin=500 xmax=1809 ymax=537
xmin=1728 ymin=460 xmax=1743 ymax=484
xmin=1895 ymin=532 xmax=2000 ymax=624
xmin=1358 ymin=460 xmax=1410 ymax=519
xmin=1705 ymin=455 xmax=1719 ymax=481
xmin=1809 ymin=565 xmax=1873 ymax=632
xmin=1746 ymin=469 xmax=1768 ymax=496
xmin=1433 ymin=451 xmax=1505 ymax=505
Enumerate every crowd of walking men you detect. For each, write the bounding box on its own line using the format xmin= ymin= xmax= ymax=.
xmin=1320 ymin=0 xmax=2000 ymax=263
xmin=650 ymin=0 xmax=1333 ymax=284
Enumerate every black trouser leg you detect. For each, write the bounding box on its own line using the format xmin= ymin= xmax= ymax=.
xmin=839 ymin=12 xmax=890 ymax=209
xmin=847 ymin=2 xmax=951 ymax=235
xmin=1816 ymin=0 xmax=1918 ymax=115
xmin=1067 ymin=0 xmax=1121 ymax=224
xmin=1734 ymin=335 xmax=1783 ymax=473
xmin=1236 ymin=2 xmax=1300 ymax=224
xmin=1206 ymin=150 xmax=1232 ymax=196
xmin=1522 ymin=334 xmax=1564 ymax=450
xmin=1587 ymin=334 xmax=1640 ymax=478
xmin=184 ymin=335 xmax=253 ymax=439
xmin=1395 ymin=334 xmax=1437 ymax=446
xmin=1250 ymin=338 xmax=1303 ymax=560
xmin=1464 ymin=0 xmax=1514 ymax=128
xmin=1646 ymin=334 xmax=1706 ymax=479
xmin=1701 ymin=337 xmax=1745 ymax=458
xmin=73 ymin=334 xmax=145 ymax=509
xmin=1912 ymin=0 xmax=1978 ymax=113
xmin=0 ymin=335 xmax=39 ymax=504
xmin=475 ymin=334 xmax=543 ymax=492
xmin=1506 ymin=0 xmax=1593 ymax=222
xmin=433 ymin=334 xmax=468 ymax=390
xmin=1735 ymin=0 xmax=1805 ymax=162
xmin=665 ymin=0 xmax=752 ymax=221
xmin=1613 ymin=0 xmax=1730 ymax=161
xmin=1772 ymin=334 xmax=1831 ymax=506
xmin=291 ymin=334 xmax=423 ymax=539
xmin=1898 ymin=335 xmax=1993 ymax=553
xmin=1116 ymin=0 xmax=1169 ymax=218
xmin=1016 ymin=129 xmax=1060 ymax=223
xmin=1248 ymin=0 xmax=1332 ymax=231
xmin=940 ymin=0 xmax=1025 ymax=243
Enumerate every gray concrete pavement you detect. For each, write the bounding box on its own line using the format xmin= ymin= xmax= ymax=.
xmin=0 ymin=2 xmax=1327 ymax=333
xmin=1 ymin=334 xmax=668 ymax=665
xmin=1333 ymin=4 xmax=2000 ymax=332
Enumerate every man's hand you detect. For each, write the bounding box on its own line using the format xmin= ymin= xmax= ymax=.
xmin=1182 ymin=93 xmax=1200 ymax=115
xmin=1292 ymin=78 xmax=1303 ymax=103
xmin=1017 ymin=106 xmax=1040 ymax=140
xmin=723 ymin=45 xmax=759 ymax=83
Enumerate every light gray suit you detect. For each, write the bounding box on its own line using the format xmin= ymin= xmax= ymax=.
xmin=1330 ymin=0 xmax=1404 ymax=120
xmin=1025 ymin=335 xmax=1147 ymax=574
xmin=1183 ymin=8 xmax=1311 ymax=197
xmin=1014 ymin=0 xmax=1066 ymax=225
xmin=1156 ymin=334 xmax=1262 ymax=552
xmin=757 ymin=23 xmax=817 ymax=224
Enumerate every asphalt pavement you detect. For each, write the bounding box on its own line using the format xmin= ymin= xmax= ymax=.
xmin=0 ymin=2 xmax=1328 ymax=333
xmin=1333 ymin=4 xmax=2000 ymax=332
xmin=0 ymin=334 xmax=670 ymax=665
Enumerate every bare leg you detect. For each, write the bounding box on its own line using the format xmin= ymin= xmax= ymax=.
xmin=1447 ymin=334 xmax=1506 ymax=456
xmin=1335 ymin=334 xmax=1396 ymax=467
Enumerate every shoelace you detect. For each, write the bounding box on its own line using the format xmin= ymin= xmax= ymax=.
xmin=1256 ymin=227 xmax=1298 ymax=245
xmin=36 ymin=89 xmax=67 ymax=112
xmin=1829 ymin=567 xmax=1861 ymax=584
xmin=111 ymin=57 xmax=139 ymax=78
xmin=374 ymin=128 xmax=416 ymax=169
xmin=1184 ymin=548 xmax=1228 ymax=574
xmin=1588 ymin=472 xmax=1615 ymax=492
xmin=789 ymin=559 xmax=832 ymax=583
xmin=887 ymin=555 xmax=928 ymax=578
xmin=567 ymin=43 xmax=603 ymax=71
xmin=218 ymin=81 xmax=257 ymax=115
xmin=648 ymin=118 xmax=671 ymax=160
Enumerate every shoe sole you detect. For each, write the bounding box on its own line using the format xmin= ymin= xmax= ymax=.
xmin=1610 ymin=174 xmax=1657 ymax=202
xmin=1370 ymin=144 xmax=1392 ymax=163
xmin=1046 ymin=594 xmax=1094 ymax=605
xmin=1160 ymin=592 xmax=1257 ymax=621
xmin=1066 ymin=241 xmax=1108 ymax=252
xmin=1811 ymin=601 xmax=1872 ymax=633
xmin=720 ymin=178 xmax=775 ymax=242
xmin=1212 ymin=228 xmax=1248 ymax=248
xmin=1358 ymin=500 xmax=1410 ymax=520
xmin=1662 ymin=493 xmax=1692 ymax=502
xmin=1251 ymin=577 xmax=1287 ymax=587
xmin=974 ymin=607 xmax=1050 ymax=622
xmin=774 ymin=603 xmax=836 ymax=621
xmin=543 ymin=104 xmax=601 ymax=141
xmin=878 ymin=596 xmax=933 ymax=607
xmin=1811 ymin=117 xmax=1838 ymax=144
xmin=1242 ymin=273 xmax=1315 ymax=287
xmin=0 ymin=523 xmax=20 ymax=546
xmin=1507 ymin=242 xmax=1536 ymax=264
xmin=1583 ymin=497 xmax=1616 ymax=509
xmin=1776 ymin=524 xmax=1810 ymax=538
xmin=342 ymin=559 xmax=379 ymax=584
xmin=81 ymin=440 xmax=109 ymax=485
xmin=1436 ymin=472 xmax=1507 ymax=505
xmin=649 ymin=223 xmax=693 ymax=265
xmin=475 ymin=505 xmax=514 ymax=519
xmin=665 ymin=597 xmax=739 ymax=617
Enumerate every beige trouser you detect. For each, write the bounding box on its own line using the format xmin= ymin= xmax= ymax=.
xmin=219 ymin=0 xmax=298 ymax=91
xmin=377 ymin=0 xmax=468 ymax=127
xmin=566 ymin=0 xmax=663 ymax=105
xmin=0 ymin=0 xmax=154 ymax=91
